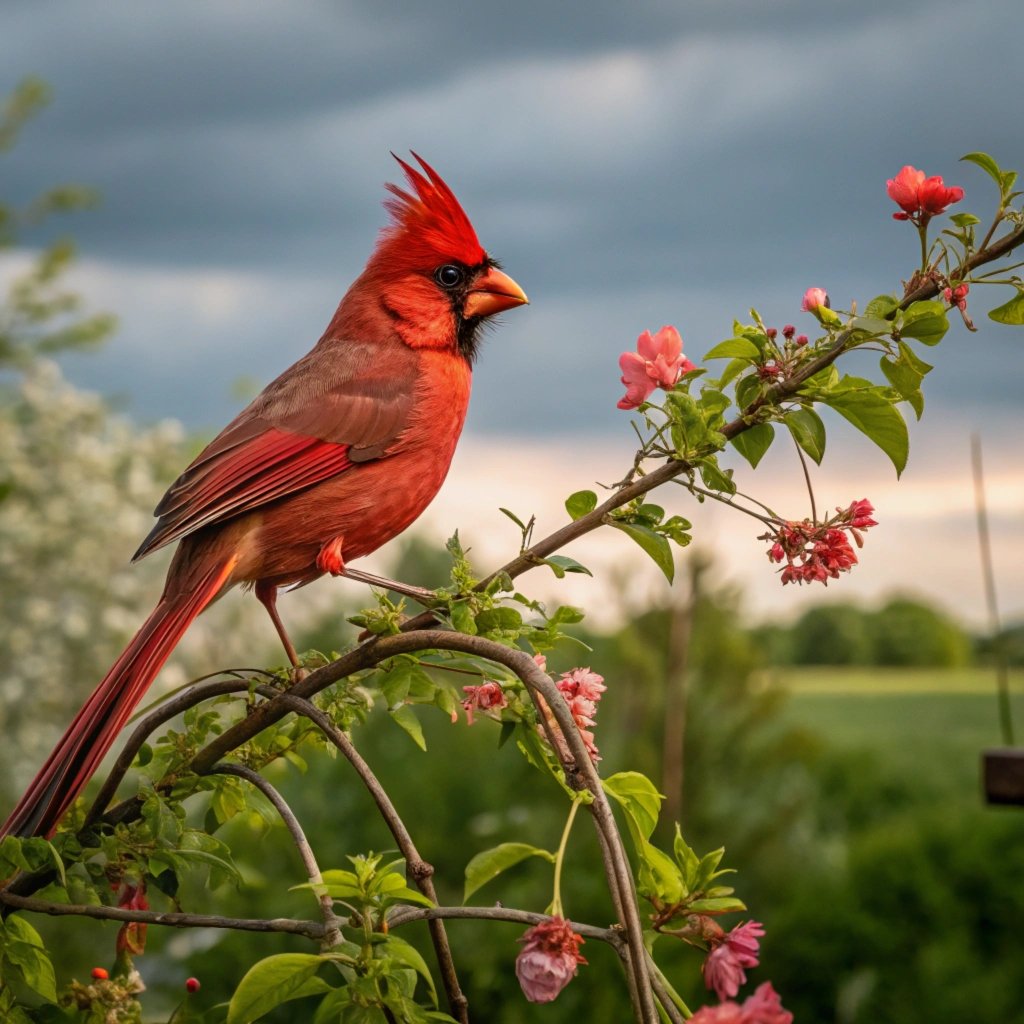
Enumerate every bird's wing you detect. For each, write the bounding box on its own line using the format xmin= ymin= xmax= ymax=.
xmin=133 ymin=340 xmax=420 ymax=560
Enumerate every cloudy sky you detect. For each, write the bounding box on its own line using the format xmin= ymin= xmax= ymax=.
xmin=3 ymin=0 xmax=1023 ymax=627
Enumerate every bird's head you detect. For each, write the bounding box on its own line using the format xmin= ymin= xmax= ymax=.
xmin=357 ymin=153 xmax=528 ymax=362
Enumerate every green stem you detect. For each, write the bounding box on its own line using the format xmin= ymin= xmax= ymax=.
xmin=918 ymin=223 xmax=929 ymax=273
xmin=551 ymin=798 xmax=582 ymax=918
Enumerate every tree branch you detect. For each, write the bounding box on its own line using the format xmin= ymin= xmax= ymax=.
xmin=207 ymin=762 xmax=343 ymax=950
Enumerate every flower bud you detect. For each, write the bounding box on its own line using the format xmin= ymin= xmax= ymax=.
xmin=91 ymin=967 xmax=109 ymax=980
xmin=185 ymin=977 xmax=201 ymax=993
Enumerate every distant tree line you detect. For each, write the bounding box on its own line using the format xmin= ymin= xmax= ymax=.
xmin=751 ymin=596 xmax=1024 ymax=667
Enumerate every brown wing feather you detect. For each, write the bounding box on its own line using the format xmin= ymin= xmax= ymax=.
xmin=133 ymin=339 xmax=420 ymax=561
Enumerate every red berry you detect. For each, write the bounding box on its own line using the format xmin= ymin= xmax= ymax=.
xmin=185 ymin=977 xmax=201 ymax=993
xmin=91 ymin=967 xmax=109 ymax=980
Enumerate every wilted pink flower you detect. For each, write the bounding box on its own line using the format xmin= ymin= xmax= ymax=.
xmin=461 ymin=681 xmax=508 ymax=725
xmin=887 ymin=165 xmax=963 ymax=222
xmin=801 ymin=287 xmax=829 ymax=313
xmin=515 ymin=917 xmax=587 ymax=1003
xmin=115 ymin=882 xmax=149 ymax=956
xmin=691 ymin=983 xmax=793 ymax=1024
xmin=617 ymin=325 xmax=696 ymax=410
xmin=704 ymin=920 xmax=764 ymax=1000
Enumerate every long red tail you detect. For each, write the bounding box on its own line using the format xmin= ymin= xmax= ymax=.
xmin=1 ymin=557 xmax=236 ymax=839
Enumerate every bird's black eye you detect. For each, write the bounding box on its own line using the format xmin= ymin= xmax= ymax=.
xmin=434 ymin=264 xmax=464 ymax=289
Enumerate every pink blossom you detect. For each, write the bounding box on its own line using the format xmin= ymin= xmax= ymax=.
xmin=617 ymin=325 xmax=696 ymax=410
xmin=943 ymin=282 xmax=970 ymax=311
xmin=691 ymin=983 xmax=793 ymax=1024
xmin=461 ymin=681 xmax=508 ymax=725
xmin=557 ymin=667 xmax=606 ymax=761
xmin=537 ymin=666 xmax=607 ymax=763
xmin=515 ymin=917 xmax=587 ymax=1003
xmin=887 ymin=165 xmax=964 ymax=222
xmin=704 ymin=920 xmax=764 ymax=1001
xmin=801 ymin=287 xmax=829 ymax=313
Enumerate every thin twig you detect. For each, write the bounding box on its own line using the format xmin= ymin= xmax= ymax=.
xmin=208 ymin=763 xmax=343 ymax=949
xmin=0 ymin=889 xmax=324 ymax=939
xmin=387 ymin=904 xmax=622 ymax=947
xmin=276 ymin=695 xmax=470 ymax=1024
xmin=84 ymin=677 xmax=263 ymax=830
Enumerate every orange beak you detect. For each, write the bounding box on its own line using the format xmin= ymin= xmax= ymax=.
xmin=462 ymin=267 xmax=529 ymax=319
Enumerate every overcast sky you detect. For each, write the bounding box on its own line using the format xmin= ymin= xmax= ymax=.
xmin=3 ymin=0 xmax=1022 ymax=626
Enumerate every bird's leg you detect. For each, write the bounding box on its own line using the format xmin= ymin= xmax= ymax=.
xmin=316 ymin=535 xmax=437 ymax=605
xmin=254 ymin=580 xmax=303 ymax=673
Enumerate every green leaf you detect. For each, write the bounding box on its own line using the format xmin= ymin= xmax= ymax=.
xmin=2 ymin=916 xmax=57 ymax=1002
xmin=784 ymin=408 xmax=826 ymax=464
xmin=865 ymin=294 xmax=899 ymax=318
xmin=961 ymin=151 xmax=1003 ymax=187
xmin=611 ymin=522 xmax=674 ymax=582
xmin=901 ymin=300 xmax=949 ymax=346
xmin=463 ymin=842 xmax=555 ymax=902
xmin=687 ymin=896 xmax=747 ymax=914
xmin=498 ymin=507 xmax=527 ymax=531
xmin=729 ymin=422 xmax=774 ymax=468
xmin=540 ymin=555 xmax=593 ymax=579
xmin=696 ymin=458 xmax=736 ymax=496
xmin=702 ymin=337 xmax=762 ymax=361
xmin=603 ymin=772 xmax=664 ymax=841
xmin=389 ymin=706 xmax=427 ymax=751
xmin=474 ymin=607 xmax=524 ymax=633
xmin=949 ymin=212 xmax=981 ymax=227
xmin=565 ymin=490 xmax=598 ymax=520
xmin=988 ymin=290 xmax=1024 ymax=325
xmin=381 ymin=934 xmax=438 ymax=1005
xmin=824 ymin=389 xmax=908 ymax=476
xmin=849 ymin=315 xmax=894 ymax=337
xmin=227 ymin=953 xmax=332 ymax=1024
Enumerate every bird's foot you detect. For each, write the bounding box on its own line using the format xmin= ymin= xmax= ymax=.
xmin=317 ymin=536 xmax=346 ymax=576
xmin=341 ymin=567 xmax=438 ymax=606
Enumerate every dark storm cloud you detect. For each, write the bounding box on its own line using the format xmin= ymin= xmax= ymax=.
xmin=1 ymin=0 xmax=1022 ymax=436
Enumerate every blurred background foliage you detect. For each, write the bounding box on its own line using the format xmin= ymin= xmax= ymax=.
xmin=3 ymin=80 xmax=1023 ymax=1023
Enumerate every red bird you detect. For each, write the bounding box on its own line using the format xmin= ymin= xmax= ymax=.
xmin=1 ymin=155 xmax=527 ymax=839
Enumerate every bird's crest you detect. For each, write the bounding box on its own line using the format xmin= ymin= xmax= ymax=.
xmin=379 ymin=153 xmax=487 ymax=267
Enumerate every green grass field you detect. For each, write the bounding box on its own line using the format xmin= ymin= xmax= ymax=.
xmin=764 ymin=666 xmax=1024 ymax=802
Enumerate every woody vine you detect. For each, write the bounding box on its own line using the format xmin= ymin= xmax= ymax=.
xmin=2 ymin=151 xmax=1023 ymax=1024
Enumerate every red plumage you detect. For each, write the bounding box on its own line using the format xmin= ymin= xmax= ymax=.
xmin=2 ymin=155 xmax=527 ymax=839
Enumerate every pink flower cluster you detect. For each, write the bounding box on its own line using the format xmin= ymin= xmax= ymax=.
xmin=704 ymin=920 xmax=764 ymax=1000
xmin=887 ymin=165 xmax=964 ymax=223
xmin=461 ymin=680 xmax=507 ymax=725
xmin=764 ymin=499 xmax=877 ymax=586
xmin=115 ymin=882 xmax=149 ymax=956
xmin=515 ymin=916 xmax=587 ymax=1003
xmin=553 ymin=666 xmax=607 ymax=762
xmin=690 ymin=983 xmax=793 ymax=1024
xmin=617 ymin=325 xmax=696 ymax=410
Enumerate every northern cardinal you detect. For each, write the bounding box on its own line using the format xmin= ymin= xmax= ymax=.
xmin=1 ymin=155 xmax=527 ymax=839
